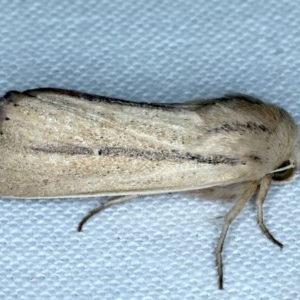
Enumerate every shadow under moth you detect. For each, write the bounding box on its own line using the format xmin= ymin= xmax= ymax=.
xmin=0 ymin=88 xmax=299 ymax=289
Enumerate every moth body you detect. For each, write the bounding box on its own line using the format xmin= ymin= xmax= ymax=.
xmin=0 ymin=88 xmax=298 ymax=289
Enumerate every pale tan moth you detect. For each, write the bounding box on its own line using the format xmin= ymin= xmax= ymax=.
xmin=0 ymin=88 xmax=298 ymax=289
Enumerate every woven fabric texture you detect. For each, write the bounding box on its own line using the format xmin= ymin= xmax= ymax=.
xmin=0 ymin=1 xmax=300 ymax=299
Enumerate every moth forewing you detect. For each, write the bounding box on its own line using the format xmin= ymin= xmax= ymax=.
xmin=0 ymin=88 xmax=298 ymax=289
xmin=0 ymin=89 xmax=269 ymax=198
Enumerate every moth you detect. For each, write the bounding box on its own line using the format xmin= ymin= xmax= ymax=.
xmin=0 ymin=88 xmax=298 ymax=289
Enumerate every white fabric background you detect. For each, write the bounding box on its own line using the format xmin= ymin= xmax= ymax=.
xmin=0 ymin=1 xmax=300 ymax=299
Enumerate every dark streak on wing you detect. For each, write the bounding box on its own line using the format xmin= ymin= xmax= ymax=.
xmin=20 ymin=88 xmax=184 ymax=111
xmin=247 ymin=155 xmax=262 ymax=163
xmin=30 ymin=145 xmax=94 ymax=155
xmin=30 ymin=144 xmax=244 ymax=166
xmin=3 ymin=89 xmax=267 ymax=117
xmin=207 ymin=121 xmax=270 ymax=134
xmin=192 ymin=93 xmax=264 ymax=108
xmin=98 ymin=147 xmax=244 ymax=166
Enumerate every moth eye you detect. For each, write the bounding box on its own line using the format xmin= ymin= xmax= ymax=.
xmin=272 ymin=161 xmax=295 ymax=182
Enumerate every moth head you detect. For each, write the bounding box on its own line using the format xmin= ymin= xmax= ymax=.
xmin=270 ymin=160 xmax=297 ymax=184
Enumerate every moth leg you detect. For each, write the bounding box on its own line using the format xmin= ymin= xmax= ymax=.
xmin=78 ymin=195 xmax=137 ymax=232
xmin=215 ymin=182 xmax=258 ymax=289
xmin=256 ymin=175 xmax=283 ymax=248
